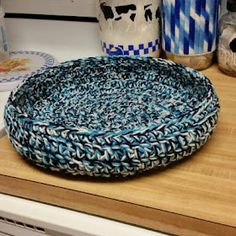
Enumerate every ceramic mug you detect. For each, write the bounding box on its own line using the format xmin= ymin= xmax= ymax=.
xmin=98 ymin=0 xmax=161 ymax=57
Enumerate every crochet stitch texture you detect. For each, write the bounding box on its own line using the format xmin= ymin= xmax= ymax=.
xmin=4 ymin=56 xmax=220 ymax=177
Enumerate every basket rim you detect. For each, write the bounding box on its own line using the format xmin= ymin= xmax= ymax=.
xmin=5 ymin=56 xmax=220 ymax=137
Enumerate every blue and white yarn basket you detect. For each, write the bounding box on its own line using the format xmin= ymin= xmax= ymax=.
xmin=4 ymin=56 xmax=220 ymax=178
xmin=162 ymin=0 xmax=221 ymax=55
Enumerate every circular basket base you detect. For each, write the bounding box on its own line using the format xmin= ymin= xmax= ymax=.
xmin=4 ymin=56 xmax=220 ymax=177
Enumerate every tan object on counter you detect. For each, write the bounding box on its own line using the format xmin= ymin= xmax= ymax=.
xmin=218 ymin=3 xmax=236 ymax=77
xmin=166 ymin=52 xmax=214 ymax=70
xmin=0 ymin=65 xmax=236 ymax=236
xmin=218 ymin=43 xmax=236 ymax=76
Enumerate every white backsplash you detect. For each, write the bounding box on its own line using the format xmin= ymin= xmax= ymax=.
xmin=2 ymin=0 xmax=228 ymax=17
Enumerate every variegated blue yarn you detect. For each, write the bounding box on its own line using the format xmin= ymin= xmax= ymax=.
xmin=162 ymin=0 xmax=221 ymax=55
xmin=4 ymin=56 xmax=220 ymax=178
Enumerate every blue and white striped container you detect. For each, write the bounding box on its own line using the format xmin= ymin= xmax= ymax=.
xmin=162 ymin=0 xmax=221 ymax=69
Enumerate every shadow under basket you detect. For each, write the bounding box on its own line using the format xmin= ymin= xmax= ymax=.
xmin=4 ymin=56 xmax=220 ymax=178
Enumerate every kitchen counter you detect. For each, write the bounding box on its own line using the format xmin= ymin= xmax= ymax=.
xmin=0 ymin=65 xmax=236 ymax=236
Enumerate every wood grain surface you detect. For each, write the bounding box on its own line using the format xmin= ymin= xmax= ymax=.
xmin=0 ymin=65 xmax=235 ymax=236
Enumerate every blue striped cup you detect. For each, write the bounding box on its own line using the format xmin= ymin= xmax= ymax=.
xmin=162 ymin=0 xmax=221 ymax=55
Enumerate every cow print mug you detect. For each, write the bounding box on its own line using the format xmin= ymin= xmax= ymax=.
xmin=98 ymin=0 xmax=161 ymax=57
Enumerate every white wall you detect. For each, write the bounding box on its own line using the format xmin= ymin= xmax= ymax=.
xmin=2 ymin=0 xmax=227 ymax=17
xmin=2 ymin=0 xmax=96 ymax=17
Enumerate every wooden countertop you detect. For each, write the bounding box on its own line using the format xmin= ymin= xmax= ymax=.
xmin=0 ymin=65 xmax=236 ymax=236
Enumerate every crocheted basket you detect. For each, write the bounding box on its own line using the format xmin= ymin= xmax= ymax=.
xmin=4 ymin=56 xmax=220 ymax=178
